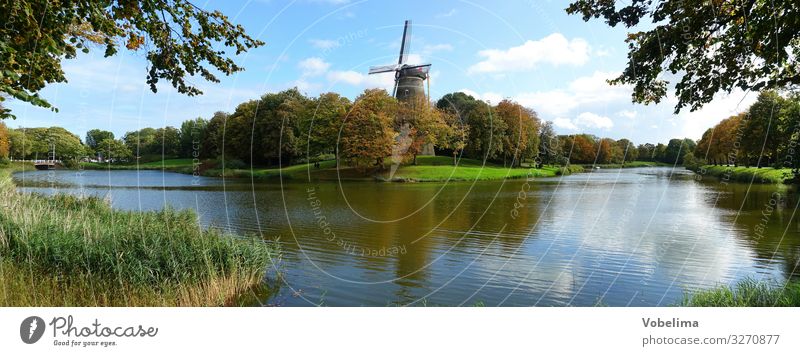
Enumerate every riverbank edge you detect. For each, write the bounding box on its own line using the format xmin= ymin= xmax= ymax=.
xmin=0 ymin=162 xmax=280 ymax=307
xmin=689 ymin=165 xmax=793 ymax=184
xmin=78 ymin=156 xmax=591 ymax=182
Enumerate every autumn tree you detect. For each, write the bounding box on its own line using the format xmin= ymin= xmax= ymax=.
xmin=0 ymin=0 xmax=263 ymax=119
xmin=397 ymin=96 xmax=449 ymax=165
xmin=340 ymin=89 xmax=398 ymax=170
xmin=0 ymin=121 xmax=9 ymax=160
xmin=494 ymin=100 xmax=540 ymax=167
xmin=300 ymin=92 xmax=351 ymax=161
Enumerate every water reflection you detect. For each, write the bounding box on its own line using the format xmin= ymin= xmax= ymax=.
xmin=13 ymin=167 xmax=800 ymax=306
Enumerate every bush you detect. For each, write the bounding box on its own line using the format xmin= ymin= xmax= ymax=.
xmin=683 ymin=152 xmax=706 ymax=172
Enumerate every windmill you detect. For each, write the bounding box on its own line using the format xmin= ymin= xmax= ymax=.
xmin=368 ymin=20 xmax=431 ymax=102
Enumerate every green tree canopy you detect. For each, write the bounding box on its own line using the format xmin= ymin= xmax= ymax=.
xmin=85 ymin=129 xmax=114 ymax=150
xmin=567 ymin=0 xmax=800 ymax=113
xmin=0 ymin=0 xmax=264 ymax=119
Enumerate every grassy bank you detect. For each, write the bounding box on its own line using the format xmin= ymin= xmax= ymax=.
xmin=82 ymin=156 xmax=584 ymax=182
xmin=694 ymin=165 xmax=792 ymax=184
xmin=680 ymin=279 xmax=800 ymax=307
xmin=580 ymin=161 xmax=669 ymax=169
xmin=380 ymin=156 xmax=583 ymax=182
xmin=0 ymin=163 xmax=279 ymax=306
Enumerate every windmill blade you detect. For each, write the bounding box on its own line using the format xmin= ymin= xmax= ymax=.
xmin=404 ymin=63 xmax=431 ymax=74
xmin=368 ymin=64 xmax=399 ymax=74
xmin=392 ymin=79 xmax=398 ymax=97
xmin=398 ymin=20 xmax=411 ymax=64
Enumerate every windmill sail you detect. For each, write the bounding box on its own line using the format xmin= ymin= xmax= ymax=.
xmin=366 ymin=20 xmax=430 ymax=101
xmin=368 ymin=64 xmax=399 ymax=74
xmin=398 ymin=20 xmax=411 ymax=65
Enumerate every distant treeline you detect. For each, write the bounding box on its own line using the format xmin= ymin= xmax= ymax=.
xmin=0 ymin=88 xmax=698 ymax=169
xmin=689 ymin=91 xmax=800 ymax=173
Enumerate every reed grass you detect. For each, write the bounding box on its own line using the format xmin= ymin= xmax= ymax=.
xmin=0 ymin=166 xmax=279 ymax=306
xmin=680 ymin=278 xmax=800 ymax=307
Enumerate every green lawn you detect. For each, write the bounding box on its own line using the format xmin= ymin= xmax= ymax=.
xmin=81 ymin=158 xmax=195 ymax=170
xmin=383 ymin=156 xmax=567 ymax=182
xmin=696 ymin=165 xmax=792 ymax=184
xmin=580 ymin=161 xmax=669 ymax=169
xmin=81 ymin=155 xmax=583 ymax=182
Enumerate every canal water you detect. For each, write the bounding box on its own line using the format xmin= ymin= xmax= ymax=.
xmin=14 ymin=167 xmax=800 ymax=306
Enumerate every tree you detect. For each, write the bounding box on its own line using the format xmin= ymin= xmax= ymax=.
xmin=538 ymin=121 xmax=562 ymax=166
xmin=8 ymin=127 xmax=85 ymax=160
xmin=567 ymin=1 xmax=800 ymax=113
xmin=437 ymin=91 xmax=507 ymax=162
xmin=0 ymin=0 xmax=264 ymax=119
xmin=256 ymin=88 xmax=309 ymax=165
xmin=597 ymin=138 xmax=614 ymax=164
xmin=494 ymin=99 xmax=540 ymax=167
xmin=741 ymin=91 xmax=786 ymax=167
xmin=96 ymin=138 xmax=132 ymax=162
xmin=340 ymin=89 xmax=398 ymax=170
xmin=300 ymin=92 xmax=350 ymax=161
xmin=85 ymin=129 xmax=114 ymax=151
xmin=122 ymin=128 xmax=158 ymax=157
xmin=179 ymin=118 xmax=208 ymax=158
xmin=0 ymin=121 xmax=9 ymax=159
xmin=570 ymin=134 xmax=597 ymax=164
xmin=637 ymin=143 xmax=656 ymax=161
xmin=155 ymin=126 xmax=181 ymax=157
xmin=439 ymin=110 xmax=468 ymax=166
xmin=397 ymin=96 xmax=449 ymax=165
xmin=663 ymin=138 xmax=696 ymax=164
xmin=616 ymin=138 xmax=638 ymax=164
xmin=201 ymin=111 xmax=228 ymax=159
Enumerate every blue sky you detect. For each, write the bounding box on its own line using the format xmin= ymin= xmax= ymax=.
xmin=5 ymin=0 xmax=758 ymax=145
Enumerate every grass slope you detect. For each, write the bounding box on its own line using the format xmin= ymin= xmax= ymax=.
xmin=581 ymin=161 xmax=670 ymax=169
xmin=696 ymin=165 xmax=792 ymax=184
xmin=0 ymin=162 xmax=279 ymax=306
xmin=83 ymin=156 xmax=584 ymax=182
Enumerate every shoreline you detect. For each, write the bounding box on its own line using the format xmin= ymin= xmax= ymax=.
xmin=690 ymin=165 xmax=792 ymax=184
xmin=74 ymin=156 xmax=682 ymax=183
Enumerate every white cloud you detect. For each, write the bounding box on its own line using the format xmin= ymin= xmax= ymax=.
xmin=618 ymin=110 xmax=637 ymax=119
xmin=437 ymin=9 xmax=457 ymax=18
xmin=575 ymin=112 xmax=614 ymax=129
xmin=675 ymin=89 xmax=756 ymax=140
xmin=298 ymin=57 xmax=331 ymax=77
xmin=456 ymin=89 xmax=503 ymax=104
xmin=327 ymin=70 xmax=394 ymax=91
xmin=309 ymin=39 xmax=340 ymax=50
xmin=468 ymin=33 xmax=590 ymax=73
xmin=553 ymin=117 xmax=578 ymax=131
xmin=423 ymin=44 xmax=454 ymax=53
xmin=514 ymin=71 xmax=630 ymax=117
xmin=552 ymin=112 xmax=614 ymax=131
